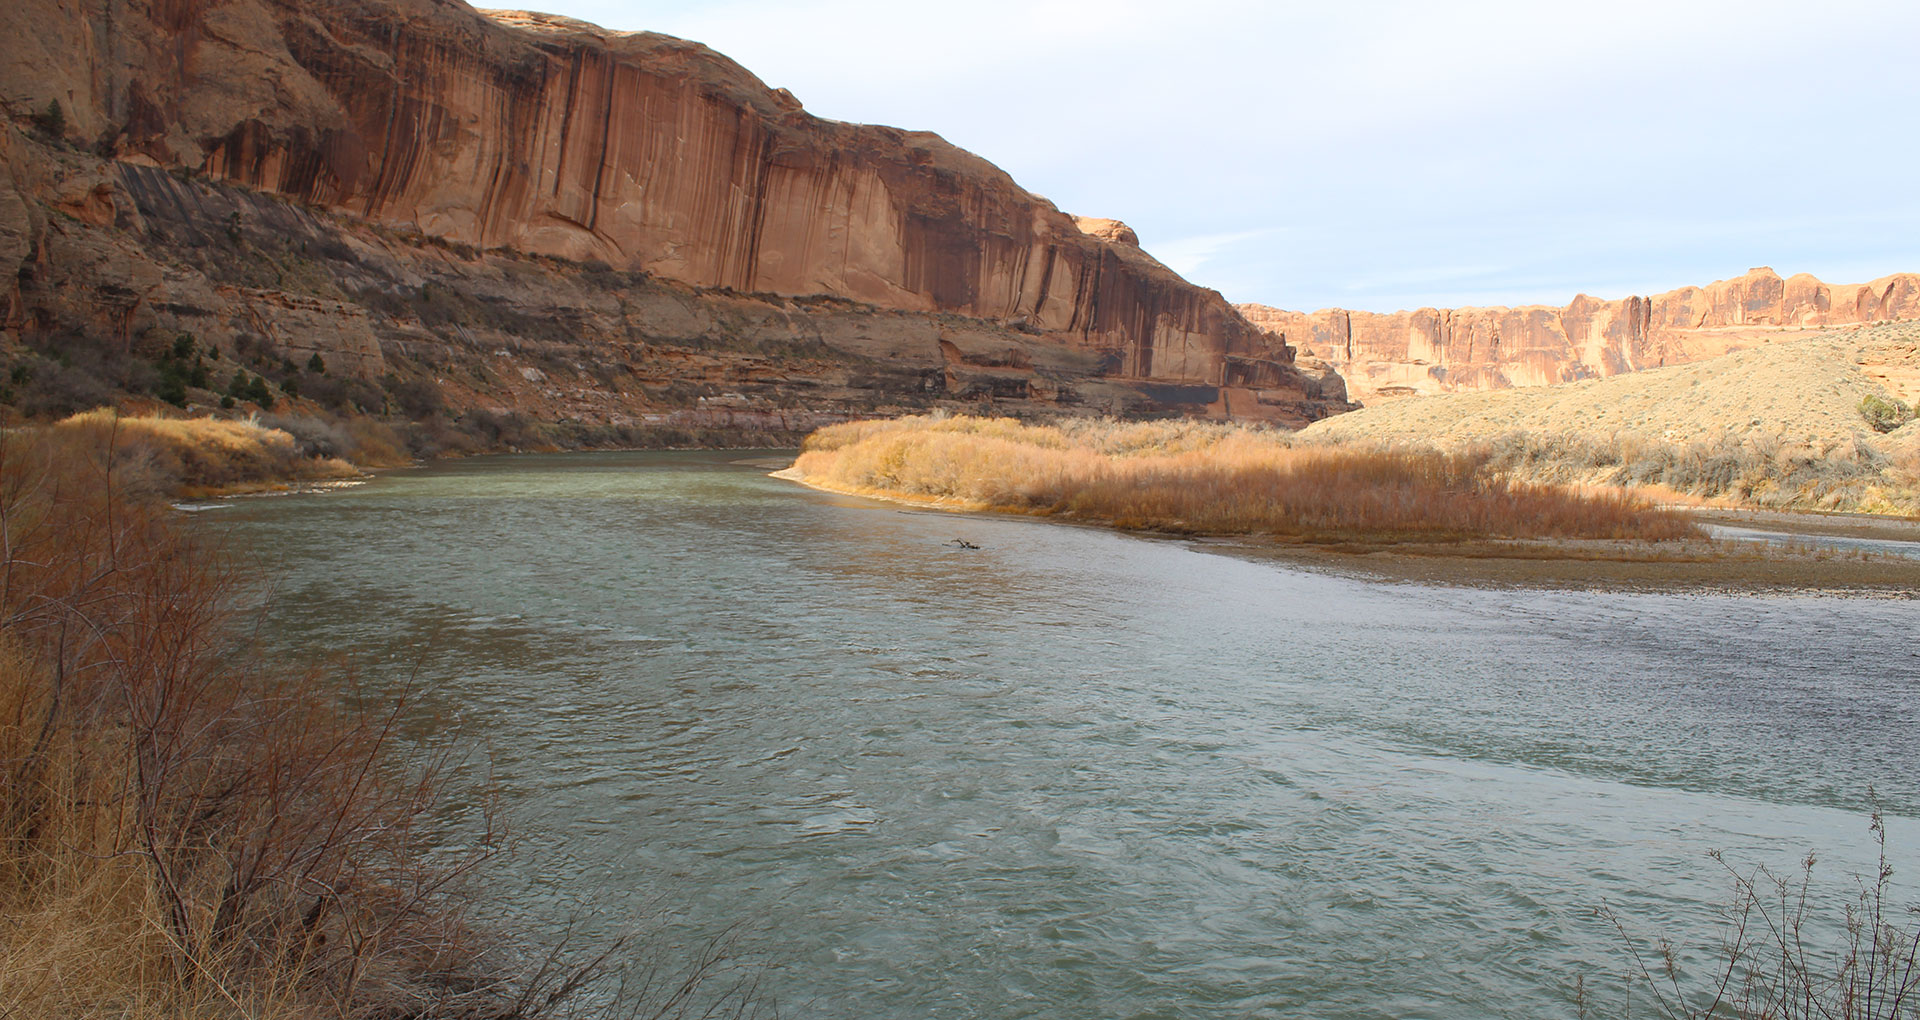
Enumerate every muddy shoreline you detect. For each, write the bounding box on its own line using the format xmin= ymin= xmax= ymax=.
xmin=1202 ymin=535 xmax=1920 ymax=592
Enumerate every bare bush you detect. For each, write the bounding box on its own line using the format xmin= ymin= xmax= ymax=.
xmin=1606 ymin=814 xmax=1918 ymax=1020
xmin=0 ymin=418 xmax=776 ymax=1018
xmin=260 ymin=412 xmax=355 ymax=458
xmin=0 ymin=418 xmax=524 ymax=1017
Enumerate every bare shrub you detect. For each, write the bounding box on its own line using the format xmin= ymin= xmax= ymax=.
xmin=341 ymin=418 xmax=414 ymax=467
xmin=0 ymin=420 xmax=752 ymax=1018
xmin=1606 ymin=814 xmax=1918 ymax=1020
xmin=0 ymin=423 xmax=507 ymax=1016
xmin=259 ymin=411 xmax=354 ymax=458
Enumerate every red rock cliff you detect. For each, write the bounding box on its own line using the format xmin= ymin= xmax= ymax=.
xmin=1241 ymin=268 xmax=1920 ymax=404
xmin=0 ymin=0 xmax=1319 ymax=407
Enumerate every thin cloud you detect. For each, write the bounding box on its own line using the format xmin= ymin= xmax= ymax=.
xmin=1151 ymin=230 xmax=1278 ymax=283
xmin=496 ymin=0 xmax=1920 ymax=312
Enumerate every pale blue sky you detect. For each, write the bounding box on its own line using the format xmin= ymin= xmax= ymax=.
xmin=494 ymin=0 xmax=1920 ymax=312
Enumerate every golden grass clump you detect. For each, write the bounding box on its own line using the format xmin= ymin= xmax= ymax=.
xmin=49 ymin=408 xmax=360 ymax=497
xmin=791 ymin=415 xmax=1698 ymax=543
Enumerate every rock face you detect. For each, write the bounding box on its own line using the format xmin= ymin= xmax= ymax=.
xmin=1073 ymin=217 xmax=1141 ymax=248
xmin=0 ymin=123 xmax=1343 ymax=440
xmin=0 ymin=0 xmax=1346 ymax=425
xmin=1240 ymin=268 xmax=1920 ymax=405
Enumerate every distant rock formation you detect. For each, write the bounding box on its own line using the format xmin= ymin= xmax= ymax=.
xmin=0 ymin=0 xmax=1347 ymax=425
xmin=1240 ymin=268 xmax=1920 ymax=404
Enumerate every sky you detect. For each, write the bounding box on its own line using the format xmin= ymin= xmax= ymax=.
xmin=499 ymin=0 xmax=1919 ymax=312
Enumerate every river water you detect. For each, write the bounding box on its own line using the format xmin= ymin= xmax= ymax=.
xmin=210 ymin=452 xmax=1919 ymax=1020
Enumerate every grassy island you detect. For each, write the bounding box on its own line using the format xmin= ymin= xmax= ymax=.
xmin=784 ymin=415 xmax=1699 ymax=547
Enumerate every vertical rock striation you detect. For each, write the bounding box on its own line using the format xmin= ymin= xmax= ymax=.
xmin=0 ymin=0 xmax=1344 ymax=421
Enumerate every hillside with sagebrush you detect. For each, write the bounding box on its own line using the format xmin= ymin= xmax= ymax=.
xmin=1299 ymin=322 xmax=1920 ymax=515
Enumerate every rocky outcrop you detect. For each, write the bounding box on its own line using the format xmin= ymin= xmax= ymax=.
xmin=1241 ymin=268 xmax=1920 ymax=405
xmin=0 ymin=0 xmax=1345 ymax=424
xmin=0 ymin=129 xmax=35 ymax=343
xmin=1073 ymin=217 xmax=1141 ymax=248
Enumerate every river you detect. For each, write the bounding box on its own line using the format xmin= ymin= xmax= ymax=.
xmin=207 ymin=451 xmax=1919 ymax=1020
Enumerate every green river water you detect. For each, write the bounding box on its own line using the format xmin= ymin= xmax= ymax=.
xmin=204 ymin=451 xmax=1919 ymax=1019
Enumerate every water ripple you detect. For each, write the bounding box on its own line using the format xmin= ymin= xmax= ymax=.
xmin=216 ymin=452 xmax=1920 ymax=1020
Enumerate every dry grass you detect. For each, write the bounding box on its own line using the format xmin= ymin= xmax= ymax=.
xmin=1476 ymin=430 xmax=1920 ymax=516
xmin=791 ymin=414 xmax=1697 ymax=543
xmin=46 ymin=409 xmax=362 ymax=498
xmin=0 ymin=423 xmax=508 ymax=1018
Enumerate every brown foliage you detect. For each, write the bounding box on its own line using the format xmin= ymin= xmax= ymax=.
xmin=1476 ymin=429 xmax=1920 ymax=517
xmin=794 ymin=415 xmax=1698 ymax=543
xmin=0 ymin=421 xmax=499 ymax=1016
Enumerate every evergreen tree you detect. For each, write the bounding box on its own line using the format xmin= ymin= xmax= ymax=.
xmin=246 ymin=374 xmax=275 ymax=410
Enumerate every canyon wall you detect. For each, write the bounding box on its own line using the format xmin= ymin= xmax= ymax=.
xmin=1241 ymin=268 xmax=1920 ymax=404
xmin=0 ymin=0 xmax=1345 ymax=424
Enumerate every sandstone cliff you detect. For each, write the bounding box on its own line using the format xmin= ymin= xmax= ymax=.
xmin=0 ymin=0 xmax=1346 ymax=428
xmin=1241 ymin=268 xmax=1920 ymax=405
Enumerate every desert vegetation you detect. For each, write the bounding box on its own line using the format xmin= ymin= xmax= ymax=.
xmin=43 ymin=408 xmax=367 ymax=496
xmin=0 ymin=419 xmax=764 ymax=1017
xmin=1475 ymin=429 xmax=1920 ymax=517
xmin=789 ymin=414 xmax=1697 ymax=544
xmin=1606 ymin=815 xmax=1919 ymax=1020
xmin=1299 ymin=325 xmax=1920 ymax=517
xmin=1860 ymin=394 xmax=1917 ymax=434
xmin=0 ymin=419 xmax=506 ymax=1017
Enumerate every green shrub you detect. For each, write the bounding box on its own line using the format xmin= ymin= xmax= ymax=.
xmin=1858 ymin=394 xmax=1914 ymax=433
xmin=154 ymin=362 xmax=188 ymax=407
xmin=247 ymin=374 xmax=275 ymax=410
xmin=226 ymin=370 xmax=276 ymax=409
